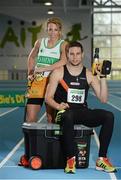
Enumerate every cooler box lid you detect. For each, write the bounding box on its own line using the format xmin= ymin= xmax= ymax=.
xmin=22 ymin=122 xmax=93 ymax=137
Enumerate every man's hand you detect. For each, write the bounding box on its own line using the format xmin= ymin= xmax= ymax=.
xmin=57 ymin=102 xmax=69 ymax=110
xmin=95 ymin=63 xmax=106 ymax=79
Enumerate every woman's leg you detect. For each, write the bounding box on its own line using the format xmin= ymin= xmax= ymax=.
xmin=23 ymin=99 xmax=43 ymax=160
xmin=25 ymin=98 xmax=44 ymax=122
xmin=26 ymin=104 xmax=41 ymax=122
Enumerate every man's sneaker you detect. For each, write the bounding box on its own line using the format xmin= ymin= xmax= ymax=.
xmin=65 ymin=156 xmax=76 ymax=173
xmin=96 ymin=157 xmax=117 ymax=173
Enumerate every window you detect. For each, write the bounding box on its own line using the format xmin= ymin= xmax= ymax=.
xmin=93 ymin=1 xmax=121 ymax=79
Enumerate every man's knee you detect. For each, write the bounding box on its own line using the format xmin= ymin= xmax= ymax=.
xmin=105 ymin=111 xmax=114 ymax=125
xmin=62 ymin=110 xmax=74 ymax=124
xmin=106 ymin=111 xmax=114 ymax=120
xmin=63 ymin=110 xmax=72 ymax=118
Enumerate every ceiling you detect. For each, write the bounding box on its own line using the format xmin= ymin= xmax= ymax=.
xmin=0 ymin=0 xmax=121 ymax=19
xmin=0 ymin=0 xmax=87 ymax=8
xmin=0 ymin=0 xmax=121 ymax=10
xmin=0 ymin=0 xmax=92 ymax=16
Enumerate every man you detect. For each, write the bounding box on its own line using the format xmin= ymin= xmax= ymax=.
xmin=45 ymin=41 xmax=116 ymax=173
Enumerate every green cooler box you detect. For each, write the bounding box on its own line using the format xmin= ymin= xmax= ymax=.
xmin=22 ymin=122 xmax=93 ymax=169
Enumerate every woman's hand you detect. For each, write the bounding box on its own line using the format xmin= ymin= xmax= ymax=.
xmin=34 ymin=66 xmax=45 ymax=73
xmin=27 ymin=74 xmax=34 ymax=81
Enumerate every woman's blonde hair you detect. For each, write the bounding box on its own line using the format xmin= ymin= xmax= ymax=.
xmin=47 ymin=17 xmax=62 ymax=30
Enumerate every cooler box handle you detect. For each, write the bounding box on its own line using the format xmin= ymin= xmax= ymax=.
xmin=44 ymin=129 xmax=60 ymax=140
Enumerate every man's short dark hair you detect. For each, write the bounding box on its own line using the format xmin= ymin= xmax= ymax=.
xmin=66 ymin=41 xmax=83 ymax=53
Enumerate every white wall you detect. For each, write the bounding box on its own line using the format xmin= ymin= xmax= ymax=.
xmin=0 ymin=7 xmax=92 ymax=70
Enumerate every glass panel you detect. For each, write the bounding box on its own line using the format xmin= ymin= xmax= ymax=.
xmin=94 ymin=0 xmax=112 ymax=3
xmin=94 ymin=25 xmax=111 ymax=35
xmin=94 ymin=8 xmax=121 ymax=12
xmin=94 ymin=36 xmax=111 ymax=47
xmin=112 ymin=37 xmax=121 ymax=47
xmin=112 ymin=25 xmax=121 ymax=35
xmin=112 ymin=59 xmax=121 ymax=68
xmin=112 ymin=48 xmax=121 ymax=58
xmin=112 ymin=13 xmax=121 ymax=25
xmin=93 ymin=47 xmax=111 ymax=59
xmin=115 ymin=0 xmax=121 ymax=5
xmin=99 ymin=48 xmax=111 ymax=59
xmin=94 ymin=13 xmax=111 ymax=24
xmin=111 ymin=70 xmax=121 ymax=80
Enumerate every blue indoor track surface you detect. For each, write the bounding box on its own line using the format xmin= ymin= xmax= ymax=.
xmin=0 ymin=80 xmax=121 ymax=180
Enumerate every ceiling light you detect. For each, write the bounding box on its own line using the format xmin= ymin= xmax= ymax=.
xmin=44 ymin=1 xmax=52 ymax=6
xmin=47 ymin=9 xmax=54 ymax=14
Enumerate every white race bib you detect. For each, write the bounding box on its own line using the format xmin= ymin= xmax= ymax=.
xmin=67 ymin=88 xmax=85 ymax=104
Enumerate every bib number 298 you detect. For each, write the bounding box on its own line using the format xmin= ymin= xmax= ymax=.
xmin=71 ymin=95 xmax=82 ymax=102
xmin=67 ymin=88 xmax=85 ymax=104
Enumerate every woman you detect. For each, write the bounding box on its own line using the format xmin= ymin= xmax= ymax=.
xmin=26 ymin=17 xmax=67 ymax=123
xmin=18 ymin=17 xmax=67 ymax=167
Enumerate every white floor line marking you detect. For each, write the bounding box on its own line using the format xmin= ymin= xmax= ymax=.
xmin=93 ymin=129 xmax=100 ymax=148
xmin=0 ymin=139 xmax=24 ymax=168
xmin=38 ymin=112 xmax=46 ymax=122
xmin=0 ymin=107 xmax=19 ymax=117
xmin=108 ymin=101 xmax=121 ymax=111
xmin=90 ymin=92 xmax=121 ymax=111
xmin=109 ymin=94 xmax=121 ymax=100
xmin=93 ymin=131 xmax=117 ymax=180
xmin=3 ymin=165 xmax=121 ymax=169
xmin=0 ymin=112 xmax=46 ymax=169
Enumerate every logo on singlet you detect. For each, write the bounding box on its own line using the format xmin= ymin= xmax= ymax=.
xmin=50 ymin=51 xmax=58 ymax=55
xmin=79 ymin=77 xmax=86 ymax=80
xmin=70 ymin=82 xmax=80 ymax=86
